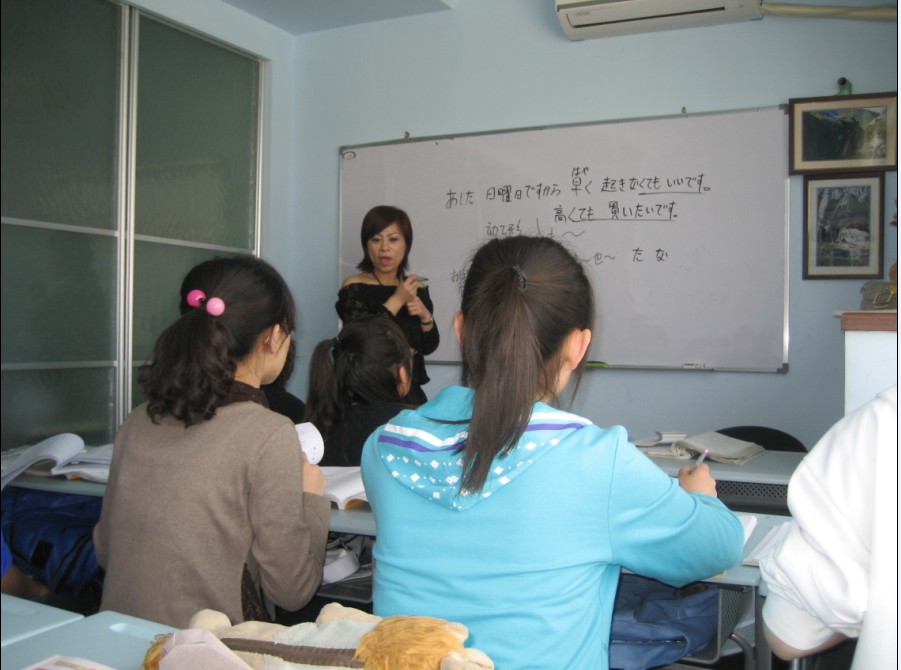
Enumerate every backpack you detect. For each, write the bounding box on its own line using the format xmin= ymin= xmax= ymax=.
xmin=609 ymin=573 xmax=719 ymax=670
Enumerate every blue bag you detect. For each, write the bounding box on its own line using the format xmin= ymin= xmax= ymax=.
xmin=1 ymin=487 xmax=103 ymax=595
xmin=609 ymin=573 xmax=719 ymax=670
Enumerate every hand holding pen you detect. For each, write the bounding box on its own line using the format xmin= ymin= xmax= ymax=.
xmin=678 ymin=448 xmax=717 ymax=497
xmin=693 ymin=448 xmax=709 ymax=469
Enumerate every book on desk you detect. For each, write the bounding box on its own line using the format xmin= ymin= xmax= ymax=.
xmin=321 ymin=467 xmax=368 ymax=510
xmin=638 ymin=431 xmax=766 ymax=465
xmin=1 ymin=434 xmax=112 ymax=490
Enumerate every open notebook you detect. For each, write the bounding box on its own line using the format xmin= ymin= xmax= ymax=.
xmin=321 ymin=467 xmax=368 ymax=510
xmin=640 ymin=431 xmax=765 ymax=465
xmin=736 ymin=513 xmax=758 ymax=547
xmin=742 ymin=520 xmax=791 ymax=566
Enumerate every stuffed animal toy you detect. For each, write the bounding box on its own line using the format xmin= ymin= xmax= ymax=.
xmin=143 ymin=602 xmax=494 ymax=670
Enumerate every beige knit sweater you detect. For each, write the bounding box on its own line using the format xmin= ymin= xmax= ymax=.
xmin=95 ymin=401 xmax=331 ymax=628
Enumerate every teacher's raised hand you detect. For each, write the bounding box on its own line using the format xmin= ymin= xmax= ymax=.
xmin=389 ymin=274 xmax=422 ymax=306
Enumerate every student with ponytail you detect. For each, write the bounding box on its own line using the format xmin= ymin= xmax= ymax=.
xmin=305 ymin=317 xmax=415 ymax=467
xmin=361 ymin=236 xmax=744 ymax=669
xmin=95 ymin=256 xmax=330 ymax=628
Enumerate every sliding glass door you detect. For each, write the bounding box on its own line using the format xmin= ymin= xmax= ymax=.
xmin=1 ymin=0 xmax=262 ymax=450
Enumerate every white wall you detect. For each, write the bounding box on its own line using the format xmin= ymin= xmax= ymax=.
xmin=134 ymin=0 xmax=898 ymax=449
xmin=290 ymin=0 xmax=897 ymax=449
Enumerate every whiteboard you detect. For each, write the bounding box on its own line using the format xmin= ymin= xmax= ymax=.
xmin=339 ymin=108 xmax=789 ymax=371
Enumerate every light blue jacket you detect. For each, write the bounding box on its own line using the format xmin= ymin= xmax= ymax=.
xmin=362 ymin=386 xmax=743 ymax=669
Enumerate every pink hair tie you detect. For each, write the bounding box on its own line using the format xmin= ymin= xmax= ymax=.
xmin=205 ymin=297 xmax=226 ymax=316
xmin=186 ymin=289 xmax=206 ymax=307
xmin=185 ymin=289 xmax=226 ymax=316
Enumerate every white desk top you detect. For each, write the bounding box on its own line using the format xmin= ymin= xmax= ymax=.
xmin=1 ymin=594 xmax=84 ymax=648
xmin=0 ymin=610 xmax=174 ymax=670
xmin=329 ymin=507 xmax=375 ymax=535
xmin=648 ymin=449 xmax=805 ymax=485
xmin=7 ymin=474 xmax=106 ymax=497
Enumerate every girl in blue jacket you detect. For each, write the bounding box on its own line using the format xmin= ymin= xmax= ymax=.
xmin=362 ymin=235 xmax=743 ymax=669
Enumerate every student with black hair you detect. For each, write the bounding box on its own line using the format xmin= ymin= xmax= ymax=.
xmin=95 ymin=256 xmax=330 ymax=628
xmin=262 ymin=338 xmax=307 ymax=424
xmin=305 ymin=317 xmax=415 ymax=467
xmin=362 ymin=236 xmax=743 ymax=669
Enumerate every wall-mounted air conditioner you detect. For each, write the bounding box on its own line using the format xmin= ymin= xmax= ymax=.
xmin=556 ymin=0 xmax=763 ymax=40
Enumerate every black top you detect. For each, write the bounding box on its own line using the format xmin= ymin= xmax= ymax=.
xmin=320 ymin=402 xmax=411 ymax=467
xmin=262 ymin=385 xmax=306 ymax=424
xmin=335 ymin=282 xmax=439 ymax=402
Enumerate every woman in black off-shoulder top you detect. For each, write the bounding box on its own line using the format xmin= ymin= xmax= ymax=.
xmin=336 ymin=205 xmax=438 ymax=404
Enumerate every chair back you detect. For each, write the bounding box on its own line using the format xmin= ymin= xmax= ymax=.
xmin=716 ymin=426 xmax=806 ymax=452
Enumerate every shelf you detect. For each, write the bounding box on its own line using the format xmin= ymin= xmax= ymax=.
xmin=840 ymin=310 xmax=897 ymax=332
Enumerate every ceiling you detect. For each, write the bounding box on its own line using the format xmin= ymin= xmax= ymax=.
xmin=216 ymin=0 xmax=455 ymax=36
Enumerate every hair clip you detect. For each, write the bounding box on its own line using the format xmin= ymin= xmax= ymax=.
xmin=330 ymin=337 xmax=341 ymax=360
xmin=186 ymin=289 xmax=226 ymax=316
xmin=512 ymin=265 xmax=527 ymax=292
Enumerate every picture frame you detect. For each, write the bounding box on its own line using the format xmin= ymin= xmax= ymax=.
xmin=789 ymin=92 xmax=897 ymax=174
xmin=803 ymin=172 xmax=884 ymax=279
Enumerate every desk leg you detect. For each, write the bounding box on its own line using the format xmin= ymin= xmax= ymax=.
xmin=755 ymin=587 xmax=771 ymax=670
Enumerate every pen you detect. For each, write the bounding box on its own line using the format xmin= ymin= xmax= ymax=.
xmin=693 ymin=448 xmax=709 ymax=469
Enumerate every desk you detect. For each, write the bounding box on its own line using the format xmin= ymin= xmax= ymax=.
xmin=726 ymin=513 xmax=787 ymax=670
xmin=329 ymin=507 xmax=375 ymax=535
xmin=1 ymin=594 xmax=84 ymax=648
xmin=649 ymin=451 xmax=804 ymax=515
xmin=8 ymin=479 xmax=782 ymax=669
xmin=27 ymin=450 xmax=799 ymax=537
xmin=1 ymin=610 xmax=174 ymax=670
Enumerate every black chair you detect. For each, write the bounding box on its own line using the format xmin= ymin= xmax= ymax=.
xmin=789 ymin=638 xmax=858 ymax=670
xmin=716 ymin=426 xmax=806 ymax=453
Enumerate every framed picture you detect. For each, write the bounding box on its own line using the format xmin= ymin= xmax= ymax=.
xmin=803 ymin=173 xmax=884 ymax=279
xmin=789 ymin=92 xmax=897 ymax=174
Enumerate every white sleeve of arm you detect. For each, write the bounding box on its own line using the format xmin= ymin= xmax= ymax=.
xmin=760 ymin=391 xmax=898 ymax=649
xmin=760 ymin=517 xmax=866 ymax=650
xmin=759 ymin=399 xmax=884 ymax=650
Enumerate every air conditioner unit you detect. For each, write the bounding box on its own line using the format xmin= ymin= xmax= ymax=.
xmin=556 ymin=0 xmax=762 ymax=40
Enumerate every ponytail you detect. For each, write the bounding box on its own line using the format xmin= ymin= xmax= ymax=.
xmin=140 ymin=255 xmax=296 ymax=427
xmin=305 ymin=317 xmax=414 ymax=439
xmin=140 ymin=310 xmax=234 ymax=426
xmin=458 ymin=236 xmax=593 ymax=492
xmin=304 ymin=338 xmax=342 ymax=438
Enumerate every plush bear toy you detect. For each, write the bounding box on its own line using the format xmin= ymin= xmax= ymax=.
xmin=143 ymin=602 xmax=494 ymax=670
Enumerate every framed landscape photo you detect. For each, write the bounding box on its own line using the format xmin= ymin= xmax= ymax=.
xmin=803 ymin=173 xmax=884 ymax=279
xmin=789 ymin=92 xmax=897 ymax=174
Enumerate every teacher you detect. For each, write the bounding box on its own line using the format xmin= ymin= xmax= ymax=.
xmin=336 ymin=205 xmax=438 ymax=404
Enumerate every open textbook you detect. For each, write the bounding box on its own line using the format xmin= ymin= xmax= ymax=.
xmin=321 ymin=466 xmax=368 ymax=510
xmin=0 ymin=433 xmax=113 ymax=489
xmin=736 ymin=513 xmax=758 ymax=547
xmin=640 ymin=431 xmax=765 ymax=465
xmin=742 ymin=520 xmax=791 ymax=566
